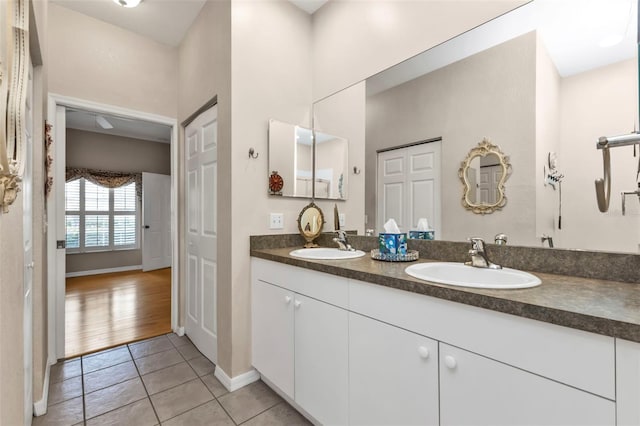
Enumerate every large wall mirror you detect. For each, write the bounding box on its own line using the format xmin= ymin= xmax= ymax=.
xmin=268 ymin=119 xmax=348 ymax=200
xmin=317 ymin=0 xmax=639 ymax=253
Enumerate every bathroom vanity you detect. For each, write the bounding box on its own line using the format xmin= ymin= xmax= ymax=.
xmin=250 ymin=246 xmax=640 ymax=426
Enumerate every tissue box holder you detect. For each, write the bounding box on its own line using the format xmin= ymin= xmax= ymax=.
xmin=409 ymin=230 xmax=435 ymax=240
xmin=378 ymin=233 xmax=407 ymax=255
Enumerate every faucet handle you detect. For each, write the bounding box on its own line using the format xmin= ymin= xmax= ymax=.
xmin=468 ymin=237 xmax=485 ymax=251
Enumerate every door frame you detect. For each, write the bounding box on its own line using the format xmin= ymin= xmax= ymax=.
xmin=46 ymin=93 xmax=179 ymax=361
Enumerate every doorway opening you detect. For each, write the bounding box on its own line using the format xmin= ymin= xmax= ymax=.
xmin=48 ymin=95 xmax=179 ymax=360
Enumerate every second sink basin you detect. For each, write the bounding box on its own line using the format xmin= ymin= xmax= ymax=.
xmin=405 ymin=262 xmax=541 ymax=289
xmin=289 ymin=247 xmax=366 ymax=260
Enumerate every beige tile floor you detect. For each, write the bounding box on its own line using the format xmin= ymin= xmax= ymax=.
xmin=35 ymin=333 xmax=311 ymax=426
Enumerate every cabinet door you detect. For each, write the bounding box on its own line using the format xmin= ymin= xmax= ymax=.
xmin=349 ymin=312 xmax=438 ymax=426
xmin=439 ymin=344 xmax=615 ymax=426
xmin=294 ymin=294 xmax=349 ymax=425
xmin=252 ymin=279 xmax=294 ymax=398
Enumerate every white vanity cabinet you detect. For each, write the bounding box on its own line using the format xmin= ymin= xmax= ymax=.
xmin=348 ymin=312 xmax=439 ymax=426
xmin=439 ymin=343 xmax=615 ymax=426
xmin=251 ymin=259 xmax=349 ymax=425
xmin=251 ymin=258 xmax=635 ymax=426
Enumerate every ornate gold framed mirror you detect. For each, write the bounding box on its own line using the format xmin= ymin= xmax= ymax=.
xmin=458 ymin=138 xmax=512 ymax=214
xmin=297 ymin=202 xmax=325 ymax=247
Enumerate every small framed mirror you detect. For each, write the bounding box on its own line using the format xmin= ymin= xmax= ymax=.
xmin=458 ymin=138 xmax=512 ymax=214
xmin=297 ymin=202 xmax=325 ymax=248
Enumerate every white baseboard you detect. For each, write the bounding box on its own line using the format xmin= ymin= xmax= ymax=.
xmin=214 ymin=366 xmax=260 ymax=392
xmin=174 ymin=327 xmax=185 ymax=336
xmin=65 ymin=265 xmax=142 ymax=278
xmin=33 ymin=356 xmax=54 ymax=416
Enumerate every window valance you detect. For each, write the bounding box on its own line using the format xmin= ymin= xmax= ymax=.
xmin=65 ymin=167 xmax=142 ymax=200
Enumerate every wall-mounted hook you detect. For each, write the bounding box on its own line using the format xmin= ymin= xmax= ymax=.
xmin=353 ymin=166 xmax=361 ymax=175
xmin=248 ymin=148 xmax=259 ymax=159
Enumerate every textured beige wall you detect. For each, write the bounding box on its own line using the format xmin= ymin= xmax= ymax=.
xmin=177 ymin=0 xmax=232 ymax=372
xmin=0 ymin=195 xmax=26 ymax=426
xmin=559 ymin=58 xmax=639 ymax=253
xmin=64 ymin=129 xmax=170 ymax=273
xmin=0 ymin=0 xmax=49 ymax=424
xmin=366 ymin=33 xmax=537 ymax=245
xmin=312 ymin=0 xmax=526 ymax=100
xmin=48 ymin=3 xmax=178 ymax=118
xmin=230 ymin=0 xmax=312 ymax=376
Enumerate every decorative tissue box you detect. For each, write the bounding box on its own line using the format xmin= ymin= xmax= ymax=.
xmin=409 ymin=230 xmax=435 ymax=240
xmin=378 ymin=233 xmax=408 ymax=255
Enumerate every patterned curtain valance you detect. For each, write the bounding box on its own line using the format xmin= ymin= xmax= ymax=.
xmin=66 ymin=167 xmax=142 ymax=200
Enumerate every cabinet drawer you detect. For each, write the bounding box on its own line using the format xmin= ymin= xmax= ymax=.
xmin=349 ymin=279 xmax=615 ymax=399
xmin=252 ymin=258 xmax=348 ymax=308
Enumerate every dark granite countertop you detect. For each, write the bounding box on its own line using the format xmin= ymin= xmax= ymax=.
xmin=251 ymin=246 xmax=640 ymax=343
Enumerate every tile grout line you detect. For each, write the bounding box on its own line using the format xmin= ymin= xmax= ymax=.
xmin=126 ymin=341 xmax=162 ymax=426
xmin=235 ymin=399 xmax=284 ymax=425
xmin=80 ymin=355 xmax=87 ymax=424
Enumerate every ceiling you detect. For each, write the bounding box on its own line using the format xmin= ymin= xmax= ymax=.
xmin=66 ymin=108 xmax=172 ymax=143
xmin=368 ymin=0 xmax=637 ymax=95
xmin=50 ymin=0 xmax=207 ymax=47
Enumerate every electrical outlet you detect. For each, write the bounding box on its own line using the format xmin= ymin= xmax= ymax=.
xmin=339 ymin=213 xmax=346 ymax=228
xmin=270 ymin=213 xmax=284 ymax=229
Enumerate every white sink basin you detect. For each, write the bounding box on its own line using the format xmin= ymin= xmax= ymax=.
xmin=289 ymin=247 xmax=366 ymax=260
xmin=405 ymin=262 xmax=541 ymax=289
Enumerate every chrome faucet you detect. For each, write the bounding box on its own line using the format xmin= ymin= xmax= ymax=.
xmin=541 ymin=234 xmax=554 ymax=248
xmin=333 ymin=230 xmax=355 ymax=251
xmin=465 ymin=237 xmax=502 ymax=269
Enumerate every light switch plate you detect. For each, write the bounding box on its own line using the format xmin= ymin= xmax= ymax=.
xmin=270 ymin=213 xmax=284 ymax=229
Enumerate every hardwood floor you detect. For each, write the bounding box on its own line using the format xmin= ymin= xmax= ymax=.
xmin=65 ymin=268 xmax=172 ymax=358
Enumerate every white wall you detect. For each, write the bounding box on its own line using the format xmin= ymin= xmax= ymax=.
xmin=535 ymin=35 xmax=561 ymax=246
xmin=313 ymin=82 xmax=366 ymax=234
xmin=559 ymin=58 xmax=639 ymax=253
xmin=230 ymin=0 xmax=313 ymax=376
xmin=312 ymin=0 xmax=526 ymax=100
xmin=48 ymin=3 xmax=178 ymax=118
xmin=366 ymin=33 xmax=538 ymax=245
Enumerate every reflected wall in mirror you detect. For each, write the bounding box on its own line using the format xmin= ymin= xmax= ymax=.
xmin=459 ymin=139 xmax=511 ymax=214
xmin=352 ymin=0 xmax=639 ymax=253
xmin=268 ymin=119 xmax=349 ymax=200
xmin=315 ymin=132 xmax=348 ymax=200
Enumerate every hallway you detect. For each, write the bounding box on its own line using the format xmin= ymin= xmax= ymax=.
xmin=35 ymin=333 xmax=310 ymax=425
xmin=65 ymin=269 xmax=172 ymax=358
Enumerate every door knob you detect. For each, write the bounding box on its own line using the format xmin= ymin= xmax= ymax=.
xmin=294 ymin=300 xmax=302 ymax=309
xmin=144 ymin=225 xmax=150 ymax=229
xmin=26 ymin=262 xmax=35 ymax=269
xmin=284 ymin=296 xmax=292 ymax=304
xmin=444 ymin=355 xmax=457 ymax=370
xmin=418 ymin=346 xmax=430 ymax=359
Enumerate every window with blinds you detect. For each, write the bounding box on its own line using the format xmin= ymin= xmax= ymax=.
xmin=65 ymin=179 xmax=139 ymax=252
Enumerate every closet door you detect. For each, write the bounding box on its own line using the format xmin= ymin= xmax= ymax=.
xmin=377 ymin=141 xmax=441 ymax=234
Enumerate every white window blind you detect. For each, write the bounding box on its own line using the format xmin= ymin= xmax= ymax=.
xmin=65 ymin=179 xmax=139 ymax=253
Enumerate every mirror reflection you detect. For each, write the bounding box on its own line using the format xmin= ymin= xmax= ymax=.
xmin=459 ymin=140 xmax=511 ymax=214
xmin=268 ymin=119 xmax=349 ymax=200
xmin=297 ymin=202 xmax=325 ymax=248
xmin=343 ymin=0 xmax=638 ymax=253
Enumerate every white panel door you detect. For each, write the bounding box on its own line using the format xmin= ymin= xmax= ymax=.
xmin=406 ymin=142 xmax=440 ymax=231
xmin=185 ymin=105 xmax=218 ymax=363
xmin=377 ymin=151 xmax=405 ymax=231
xmin=142 ymin=172 xmax=171 ymax=271
xmin=294 ymin=294 xmax=348 ymax=426
xmin=349 ymin=312 xmax=439 ymax=426
xmin=377 ymin=141 xmax=441 ymax=234
xmin=23 ymin=60 xmax=34 ymax=424
xmin=440 ymin=343 xmax=615 ymax=426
